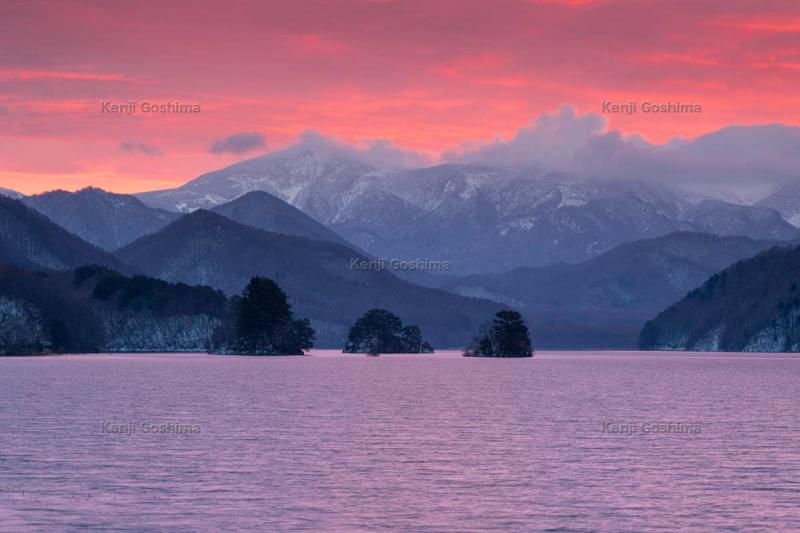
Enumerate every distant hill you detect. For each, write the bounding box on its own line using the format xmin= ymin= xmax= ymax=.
xmin=23 ymin=187 xmax=178 ymax=250
xmin=0 ymin=187 xmax=22 ymax=199
xmin=0 ymin=196 xmax=123 ymax=271
xmin=210 ymin=191 xmax=352 ymax=247
xmin=639 ymin=244 xmax=800 ymax=352
xmin=0 ymin=263 xmax=228 ymax=354
xmin=757 ymin=182 xmax=800 ymax=227
xmin=116 ymin=210 xmax=503 ymax=347
xmin=683 ymin=199 xmax=799 ymax=240
xmin=442 ymin=232 xmax=783 ymax=348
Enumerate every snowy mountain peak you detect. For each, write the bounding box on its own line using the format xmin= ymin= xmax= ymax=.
xmin=0 ymin=187 xmax=23 ymax=199
xmin=135 ymin=147 xmax=800 ymax=273
xmin=137 ymin=141 xmax=387 ymax=213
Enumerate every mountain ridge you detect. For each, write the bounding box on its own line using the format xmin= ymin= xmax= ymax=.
xmin=135 ymin=145 xmax=800 ymax=273
xmin=23 ymin=187 xmax=179 ymax=250
xmin=209 ymin=190 xmax=353 ymax=247
xmin=115 ymin=210 xmax=504 ymax=347
xmin=0 ymin=187 xmax=23 ymax=199
xmin=440 ymin=231 xmax=786 ymax=348
xmin=0 ymin=196 xmax=124 ymax=272
xmin=639 ymin=244 xmax=800 ymax=351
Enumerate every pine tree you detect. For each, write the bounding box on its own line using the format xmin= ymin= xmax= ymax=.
xmin=344 ymin=309 xmax=434 ymax=354
xmin=228 ymin=277 xmax=315 ymax=355
xmin=492 ymin=310 xmax=532 ymax=356
xmin=464 ymin=310 xmax=533 ymax=357
xmin=237 ymin=277 xmax=292 ymax=339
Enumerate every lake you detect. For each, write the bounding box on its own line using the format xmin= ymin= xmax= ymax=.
xmin=1 ymin=350 xmax=799 ymax=531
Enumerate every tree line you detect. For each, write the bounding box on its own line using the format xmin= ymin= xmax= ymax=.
xmin=0 ymin=264 xmax=533 ymax=357
xmin=223 ymin=276 xmax=532 ymax=357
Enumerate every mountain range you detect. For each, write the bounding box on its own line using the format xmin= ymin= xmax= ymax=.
xmin=4 ymin=182 xmax=800 ymax=350
xmin=135 ymin=145 xmax=800 ymax=273
xmin=22 ymin=187 xmax=179 ymax=250
xmin=21 ymin=187 xmax=354 ymax=252
xmin=6 ymin=134 xmax=800 ymax=352
xmin=439 ymin=232 xmax=786 ymax=348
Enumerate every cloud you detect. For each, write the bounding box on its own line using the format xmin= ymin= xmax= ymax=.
xmin=119 ymin=139 xmax=163 ymax=156
xmin=443 ymin=104 xmax=607 ymax=167
xmin=295 ymin=130 xmax=431 ymax=168
xmin=440 ymin=104 xmax=800 ymax=200
xmin=286 ymin=108 xmax=800 ymax=201
xmin=210 ymin=132 xmax=266 ymax=154
xmin=571 ymin=123 xmax=800 ymax=196
xmin=0 ymin=69 xmax=140 ymax=82
xmin=358 ymin=139 xmax=432 ymax=168
xmin=528 ymin=0 xmax=601 ymax=5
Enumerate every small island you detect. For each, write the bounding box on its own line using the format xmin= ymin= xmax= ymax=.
xmin=216 ymin=277 xmax=315 ymax=355
xmin=464 ymin=310 xmax=533 ymax=357
xmin=343 ymin=309 xmax=434 ymax=355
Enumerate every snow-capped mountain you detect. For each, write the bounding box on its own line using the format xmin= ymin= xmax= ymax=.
xmin=756 ymin=182 xmax=800 ymax=227
xmin=136 ymin=144 xmax=800 ymax=273
xmin=683 ymin=199 xmax=798 ymax=240
xmin=0 ymin=187 xmax=23 ymax=199
xmin=137 ymin=145 xmax=389 ymax=214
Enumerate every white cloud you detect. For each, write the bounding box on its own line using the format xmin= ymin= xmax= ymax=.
xmin=295 ymin=130 xmax=431 ymax=168
xmin=442 ymin=104 xmax=607 ymax=166
xmin=275 ymin=106 xmax=800 ymax=200
xmin=440 ymin=105 xmax=800 ymax=198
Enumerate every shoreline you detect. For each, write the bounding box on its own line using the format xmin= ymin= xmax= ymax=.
xmin=4 ymin=349 xmax=800 ymax=358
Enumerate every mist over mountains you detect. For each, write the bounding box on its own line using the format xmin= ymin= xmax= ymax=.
xmin=134 ymin=128 xmax=800 ymax=273
xmin=757 ymin=183 xmax=800 ymax=227
xmin=134 ymin=106 xmax=800 ymax=216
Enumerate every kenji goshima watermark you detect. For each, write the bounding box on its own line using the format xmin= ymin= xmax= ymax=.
xmin=350 ymin=258 xmax=452 ymax=272
xmin=601 ymin=421 xmax=703 ymax=435
xmin=601 ymin=101 xmax=702 ymax=115
xmin=101 ymin=100 xmax=201 ymax=114
xmin=101 ymin=420 xmax=201 ymax=435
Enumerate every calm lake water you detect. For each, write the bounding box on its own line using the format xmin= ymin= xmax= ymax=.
xmin=1 ymin=350 xmax=799 ymax=532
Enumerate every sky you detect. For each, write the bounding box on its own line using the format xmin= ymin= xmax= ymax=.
xmin=1 ymin=0 xmax=799 ymax=195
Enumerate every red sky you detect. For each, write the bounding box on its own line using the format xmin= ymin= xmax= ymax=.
xmin=1 ymin=0 xmax=799 ymax=195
